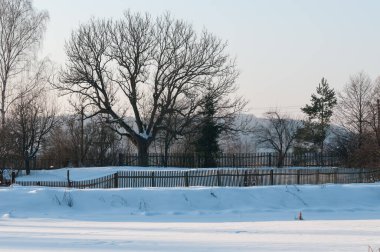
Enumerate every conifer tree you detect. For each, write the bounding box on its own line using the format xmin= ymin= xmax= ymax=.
xmin=195 ymin=93 xmax=221 ymax=167
xmin=300 ymin=78 xmax=337 ymax=154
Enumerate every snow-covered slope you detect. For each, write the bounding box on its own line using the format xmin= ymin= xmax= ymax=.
xmin=1 ymin=183 xmax=380 ymax=221
xmin=15 ymin=167 xmax=190 ymax=182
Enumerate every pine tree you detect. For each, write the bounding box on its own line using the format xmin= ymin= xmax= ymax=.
xmin=195 ymin=93 xmax=221 ymax=167
xmin=300 ymin=78 xmax=337 ymax=154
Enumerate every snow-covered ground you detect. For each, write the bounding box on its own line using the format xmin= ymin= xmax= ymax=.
xmin=15 ymin=167 xmax=190 ymax=182
xmin=2 ymin=184 xmax=380 ymax=221
xmin=1 ymin=185 xmax=380 ymax=251
xmin=1 ymin=218 xmax=379 ymax=252
xmin=2 ymin=169 xmax=380 ymax=251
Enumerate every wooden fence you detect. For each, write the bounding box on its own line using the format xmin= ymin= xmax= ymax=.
xmin=16 ymin=167 xmax=380 ymax=189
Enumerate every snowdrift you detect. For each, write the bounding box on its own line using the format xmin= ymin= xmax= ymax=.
xmin=1 ymin=183 xmax=380 ymax=221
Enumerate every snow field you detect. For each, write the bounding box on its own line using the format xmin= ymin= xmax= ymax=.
xmin=0 ymin=218 xmax=379 ymax=251
xmin=3 ymin=168 xmax=380 ymax=251
xmin=1 ymin=183 xmax=380 ymax=221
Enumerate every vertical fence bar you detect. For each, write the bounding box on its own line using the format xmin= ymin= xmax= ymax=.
xmin=11 ymin=171 xmax=15 ymax=184
xmin=67 ymin=170 xmax=71 ymax=188
xmin=114 ymin=172 xmax=118 ymax=188
xmin=270 ymin=170 xmax=274 ymax=185
xmin=217 ymin=170 xmax=221 ymax=186
xmin=359 ymin=168 xmax=363 ymax=183
xmin=184 ymin=171 xmax=189 ymax=187
xmin=243 ymin=170 xmax=248 ymax=186
xmin=315 ymin=170 xmax=320 ymax=184
xmin=151 ymin=171 xmax=155 ymax=187
xmin=268 ymin=153 xmax=272 ymax=167
xmin=297 ymin=169 xmax=301 ymax=184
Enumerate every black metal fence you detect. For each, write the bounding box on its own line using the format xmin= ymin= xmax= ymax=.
xmin=16 ymin=167 xmax=380 ymax=188
xmin=120 ymin=153 xmax=342 ymax=168
xmin=2 ymin=153 xmax=344 ymax=170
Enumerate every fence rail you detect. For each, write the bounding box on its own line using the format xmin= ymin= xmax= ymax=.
xmin=16 ymin=167 xmax=380 ymax=189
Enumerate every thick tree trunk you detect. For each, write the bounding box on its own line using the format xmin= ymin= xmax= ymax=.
xmin=277 ymin=153 xmax=284 ymax=168
xmin=163 ymin=144 xmax=169 ymax=167
xmin=137 ymin=139 xmax=149 ymax=167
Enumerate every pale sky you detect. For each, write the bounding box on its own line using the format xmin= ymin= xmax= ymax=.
xmin=34 ymin=0 xmax=380 ymax=117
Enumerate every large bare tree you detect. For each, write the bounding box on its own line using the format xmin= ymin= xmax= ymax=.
xmin=367 ymin=77 xmax=380 ymax=148
xmin=0 ymin=0 xmax=49 ymax=126
xmin=58 ymin=11 xmax=240 ymax=166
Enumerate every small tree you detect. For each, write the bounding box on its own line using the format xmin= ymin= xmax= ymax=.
xmin=300 ymin=78 xmax=337 ymax=154
xmin=256 ymin=111 xmax=301 ymax=167
xmin=10 ymin=88 xmax=57 ymax=174
xmin=336 ymin=72 xmax=373 ymax=148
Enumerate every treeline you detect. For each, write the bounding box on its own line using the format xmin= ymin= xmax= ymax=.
xmin=255 ymin=73 xmax=380 ymax=168
xmin=0 ymin=0 xmax=379 ymax=171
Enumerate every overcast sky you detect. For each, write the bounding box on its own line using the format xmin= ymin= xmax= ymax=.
xmin=34 ymin=0 xmax=380 ymax=116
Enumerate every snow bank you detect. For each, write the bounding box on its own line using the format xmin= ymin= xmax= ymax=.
xmin=1 ymin=183 xmax=380 ymax=221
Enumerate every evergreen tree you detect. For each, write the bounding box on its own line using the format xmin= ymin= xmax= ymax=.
xmin=195 ymin=93 xmax=221 ymax=167
xmin=299 ymin=78 xmax=337 ymax=154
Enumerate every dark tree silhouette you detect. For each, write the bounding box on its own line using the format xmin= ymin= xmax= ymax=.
xmin=195 ymin=93 xmax=221 ymax=167
xmin=57 ymin=11 xmax=242 ymax=166
xmin=300 ymin=78 xmax=337 ymax=154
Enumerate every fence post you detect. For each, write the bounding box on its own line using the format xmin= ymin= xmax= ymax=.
xmin=358 ymin=168 xmax=362 ymax=183
xmin=270 ymin=170 xmax=274 ymax=185
xmin=151 ymin=171 xmax=155 ymax=187
xmin=243 ymin=170 xmax=248 ymax=186
xmin=11 ymin=170 xmax=15 ymax=184
xmin=315 ymin=170 xmax=320 ymax=184
xmin=114 ymin=172 xmax=119 ymax=188
xmin=184 ymin=171 xmax=189 ymax=187
xmin=297 ymin=169 xmax=301 ymax=184
xmin=268 ymin=153 xmax=272 ymax=167
xmin=217 ymin=170 xmax=221 ymax=186
xmin=67 ymin=170 xmax=71 ymax=188
xmin=334 ymin=170 xmax=338 ymax=183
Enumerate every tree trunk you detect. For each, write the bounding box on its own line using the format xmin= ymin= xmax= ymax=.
xmin=25 ymin=157 xmax=30 ymax=175
xmin=1 ymin=83 xmax=5 ymax=127
xmin=137 ymin=139 xmax=149 ymax=167
xmin=277 ymin=152 xmax=284 ymax=168
xmin=163 ymin=143 xmax=169 ymax=167
xmin=320 ymin=140 xmax=324 ymax=166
